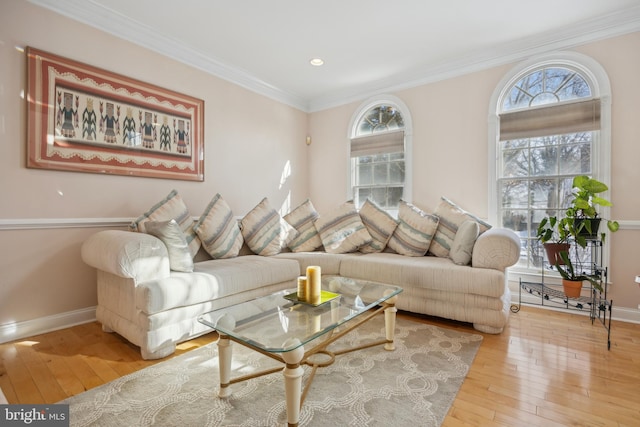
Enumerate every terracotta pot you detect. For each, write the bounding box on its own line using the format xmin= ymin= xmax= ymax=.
xmin=544 ymin=243 xmax=570 ymax=266
xmin=562 ymin=279 xmax=583 ymax=298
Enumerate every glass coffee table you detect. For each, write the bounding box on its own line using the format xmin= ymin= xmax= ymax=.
xmin=198 ymin=276 xmax=402 ymax=427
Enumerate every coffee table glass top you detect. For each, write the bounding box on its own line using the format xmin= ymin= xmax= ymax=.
xmin=198 ymin=276 xmax=402 ymax=353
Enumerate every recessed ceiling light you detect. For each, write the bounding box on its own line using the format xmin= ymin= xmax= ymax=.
xmin=309 ymin=58 xmax=324 ymax=66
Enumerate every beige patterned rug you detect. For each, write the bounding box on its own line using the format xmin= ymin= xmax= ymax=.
xmin=61 ymin=316 xmax=482 ymax=426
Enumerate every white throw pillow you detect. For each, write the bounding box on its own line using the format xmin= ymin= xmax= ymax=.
xmin=145 ymin=219 xmax=194 ymax=272
xmin=284 ymin=199 xmax=323 ymax=252
xmin=241 ymin=197 xmax=298 ymax=256
xmin=193 ymin=194 xmax=244 ymax=259
xmin=130 ymin=189 xmax=201 ymax=258
xmin=449 ymin=220 xmax=480 ymax=265
xmin=387 ymin=200 xmax=439 ymax=257
xmin=314 ymin=202 xmax=373 ymax=254
xmin=358 ymin=199 xmax=398 ymax=253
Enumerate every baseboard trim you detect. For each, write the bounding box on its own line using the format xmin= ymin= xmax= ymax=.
xmin=0 ymin=307 xmax=97 ymax=344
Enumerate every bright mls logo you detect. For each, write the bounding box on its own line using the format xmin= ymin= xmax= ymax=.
xmin=1 ymin=405 xmax=69 ymax=426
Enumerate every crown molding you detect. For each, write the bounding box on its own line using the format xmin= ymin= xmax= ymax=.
xmin=29 ymin=0 xmax=640 ymax=113
xmin=28 ymin=0 xmax=310 ymax=111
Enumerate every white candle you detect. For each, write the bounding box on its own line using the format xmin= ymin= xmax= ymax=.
xmin=306 ymin=265 xmax=321 ymax=305
xmin=297 ymin=276 xmax=307 ymax=302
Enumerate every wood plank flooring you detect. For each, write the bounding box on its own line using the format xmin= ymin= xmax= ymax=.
xmin=1 ymin=305 xmax=639 ymax=426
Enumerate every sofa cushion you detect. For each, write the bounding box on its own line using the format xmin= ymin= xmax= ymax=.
xmin=144 ymin=219 xmax=194 ymax=272
xmin=314 ymin=202 xmax=373 ymax=254
xmin=429 ymin=196 xmax=491 ymax=258
xmin=449 ymin=220 xmax=480 ymax=265
xmin=339 ymin=252 xmax=505 ymax=298
xmin=241 ymin=197 xmax=298 ymax=256
xmin=130 ymin=189 xmax=201 ymax=258
xmin=284 ymin=199 xmax=323 ymax=252
xmin=135 ymin=255 xmax=299 ymax=314
xmin=193 ymin=194 xmax=244 ymax=259
xmin=387 ymin=200 xmax=439 ymax=257
xmin=274 ymin=251 xmax=345 ymax=276
xmin=358 ymin=199 xmax=398 ymax=253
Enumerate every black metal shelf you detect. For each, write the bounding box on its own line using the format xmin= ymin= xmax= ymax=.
xmin=510 ymin=238 xmax=613 ymax=350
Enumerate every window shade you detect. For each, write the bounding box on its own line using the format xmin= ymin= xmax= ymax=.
xmin=499 ymin=99 xmax=600 ymax=141
xmin=350 ymin=130 xmax=404 ymax=157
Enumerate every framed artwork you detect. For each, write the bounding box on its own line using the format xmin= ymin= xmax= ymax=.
xmin=26 ymin=47 xmax=204 ymax=181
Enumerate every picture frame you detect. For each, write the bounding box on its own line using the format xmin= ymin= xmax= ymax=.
xmin=26 ymin=47 xmax=204 ymax=181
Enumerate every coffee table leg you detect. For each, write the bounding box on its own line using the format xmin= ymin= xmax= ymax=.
xmin=281 ymin=341 xmax=305 ymax=427
xmin=218 ymin=334 xmax=232 ymax=398
xmin=384 ymin=299 xmax=398 ymax=351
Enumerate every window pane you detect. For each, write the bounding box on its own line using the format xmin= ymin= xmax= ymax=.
xmin=389 ymin=161 xmax=404 ymax=183
xmin=388 ymin=186 xmax=403 ymax=207
xmin=357 ymin=188 xmax=371 ymax=206
xmin=502 ymin=209 xmax=528 ymax=231
xmin=501 ymin=180 xmax=529 ymax=209
xmin=502 ymin=148 xmax=529 ymax=178
xmin=371 ymin=187 xmax=387 ymax=208
xmin=356 ymin=163 xmax=372 ymax=185
xmin=530 ymin=146 xmax=557 ymax=176
xmin=529 ymin=178 xmax=556 ymax=209
xmin=389 ymin=152 xmax=404 ymax=161
xmin=373 ymin=163 xmax=388 ymax=183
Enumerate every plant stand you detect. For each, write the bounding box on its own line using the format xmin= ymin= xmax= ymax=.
xmin=510 ymin=239 xmax=612 ymax=350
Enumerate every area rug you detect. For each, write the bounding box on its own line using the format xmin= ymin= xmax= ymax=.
xmin=61 ymin=316 xmax=482 ymax=426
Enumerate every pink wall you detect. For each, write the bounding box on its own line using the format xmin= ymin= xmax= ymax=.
xmin=309 ymin=33 xmax=640 ymax=316
xmin=0 ymin=2 xmax=309 ymax=329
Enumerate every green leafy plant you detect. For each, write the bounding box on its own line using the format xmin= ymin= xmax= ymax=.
xmin=565 ymin=175 xmax=619 ymax=245
xmin=555 ymin=250 xmax=603 ymax=293
xmin=536 ymin=216 xmax=570 ymax=244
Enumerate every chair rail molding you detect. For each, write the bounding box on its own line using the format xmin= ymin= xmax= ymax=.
xmin=0 ymin=218 xmax=132 ymax=230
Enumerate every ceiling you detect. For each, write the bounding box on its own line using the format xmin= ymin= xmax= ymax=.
xmin=30 ymin=0 xmax=640 ymax=112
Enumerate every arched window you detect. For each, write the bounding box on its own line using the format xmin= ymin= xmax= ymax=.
xmin=489 ymin=52 xmax=611 ymax=271
xmin=349 ymin=96 xmax=412 ymax=215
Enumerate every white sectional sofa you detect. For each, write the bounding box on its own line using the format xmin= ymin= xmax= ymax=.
xmin=81 ymin=191 xmax=520 ymax=359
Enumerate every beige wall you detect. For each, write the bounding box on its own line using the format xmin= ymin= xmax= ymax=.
xmin=1 ymin=1 xmax=639 ymax=340
xmin=0 ymin=2 xmax=309 ymax=329
xmin=309 ymin=33 xmax=640 ymax=315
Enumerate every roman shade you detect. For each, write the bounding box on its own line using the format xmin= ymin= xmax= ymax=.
xmin=499 ymin=98 xmax=600 ymax=141
xmin=350 ymin=130 xmax=404 ymax=157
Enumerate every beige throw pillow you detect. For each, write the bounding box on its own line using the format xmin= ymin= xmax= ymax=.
xmin=314 ymin=202 xmax=373 ymax=254
xmin=428 ymin=196 xmax=492 ymax=258
xmin=387 ymin=200 xmax=439 ymax=257
xmin=241 ymin=197 xmax=298 ymax=256
xmin=130 ymin=189 xmax=201 ymax=258
xmin=284 ymin=199 xmax=323 ymax=252
xmin=358 ymin=199 xmax=398 ymax=253
xmin=193 ymin=194 xmax=243 ymax=259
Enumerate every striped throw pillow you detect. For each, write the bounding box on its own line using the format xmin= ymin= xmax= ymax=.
xmin=387 ymin=200 xmax=439 ymax=256
xmin=284 ymin=199 xmax=323 ymax=252
xmin=358 ymin=199 xmax=398 ymax=253
xmin=130 ymin=189 xmax=201 ymax=258
xmin=314 ymin=202 xmax=373 ymax=254
xmin=193 ymin=194 xmax=244 ymax=259
xmin=241 ymin=198 xmax=298 ymax=256
xmin=428 ymin=197 xmax=492 ymax=258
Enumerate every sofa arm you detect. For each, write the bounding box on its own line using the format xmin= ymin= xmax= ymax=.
xmin=471 ymin=228 xmax=520 ymax=271
xmin=81 ymin=230 xmax=171 ymax=282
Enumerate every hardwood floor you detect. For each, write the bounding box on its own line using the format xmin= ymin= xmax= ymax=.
xmin=1 ymin=305 xmax=638 ymax=426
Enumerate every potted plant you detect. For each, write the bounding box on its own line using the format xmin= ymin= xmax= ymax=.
xmin=536 ymin=215 xmax=572 ymax=265
xmin=564 ymin=175 xmax=619 ymax=247
xmin=555 ymin=250 xmax=603 ymax=296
